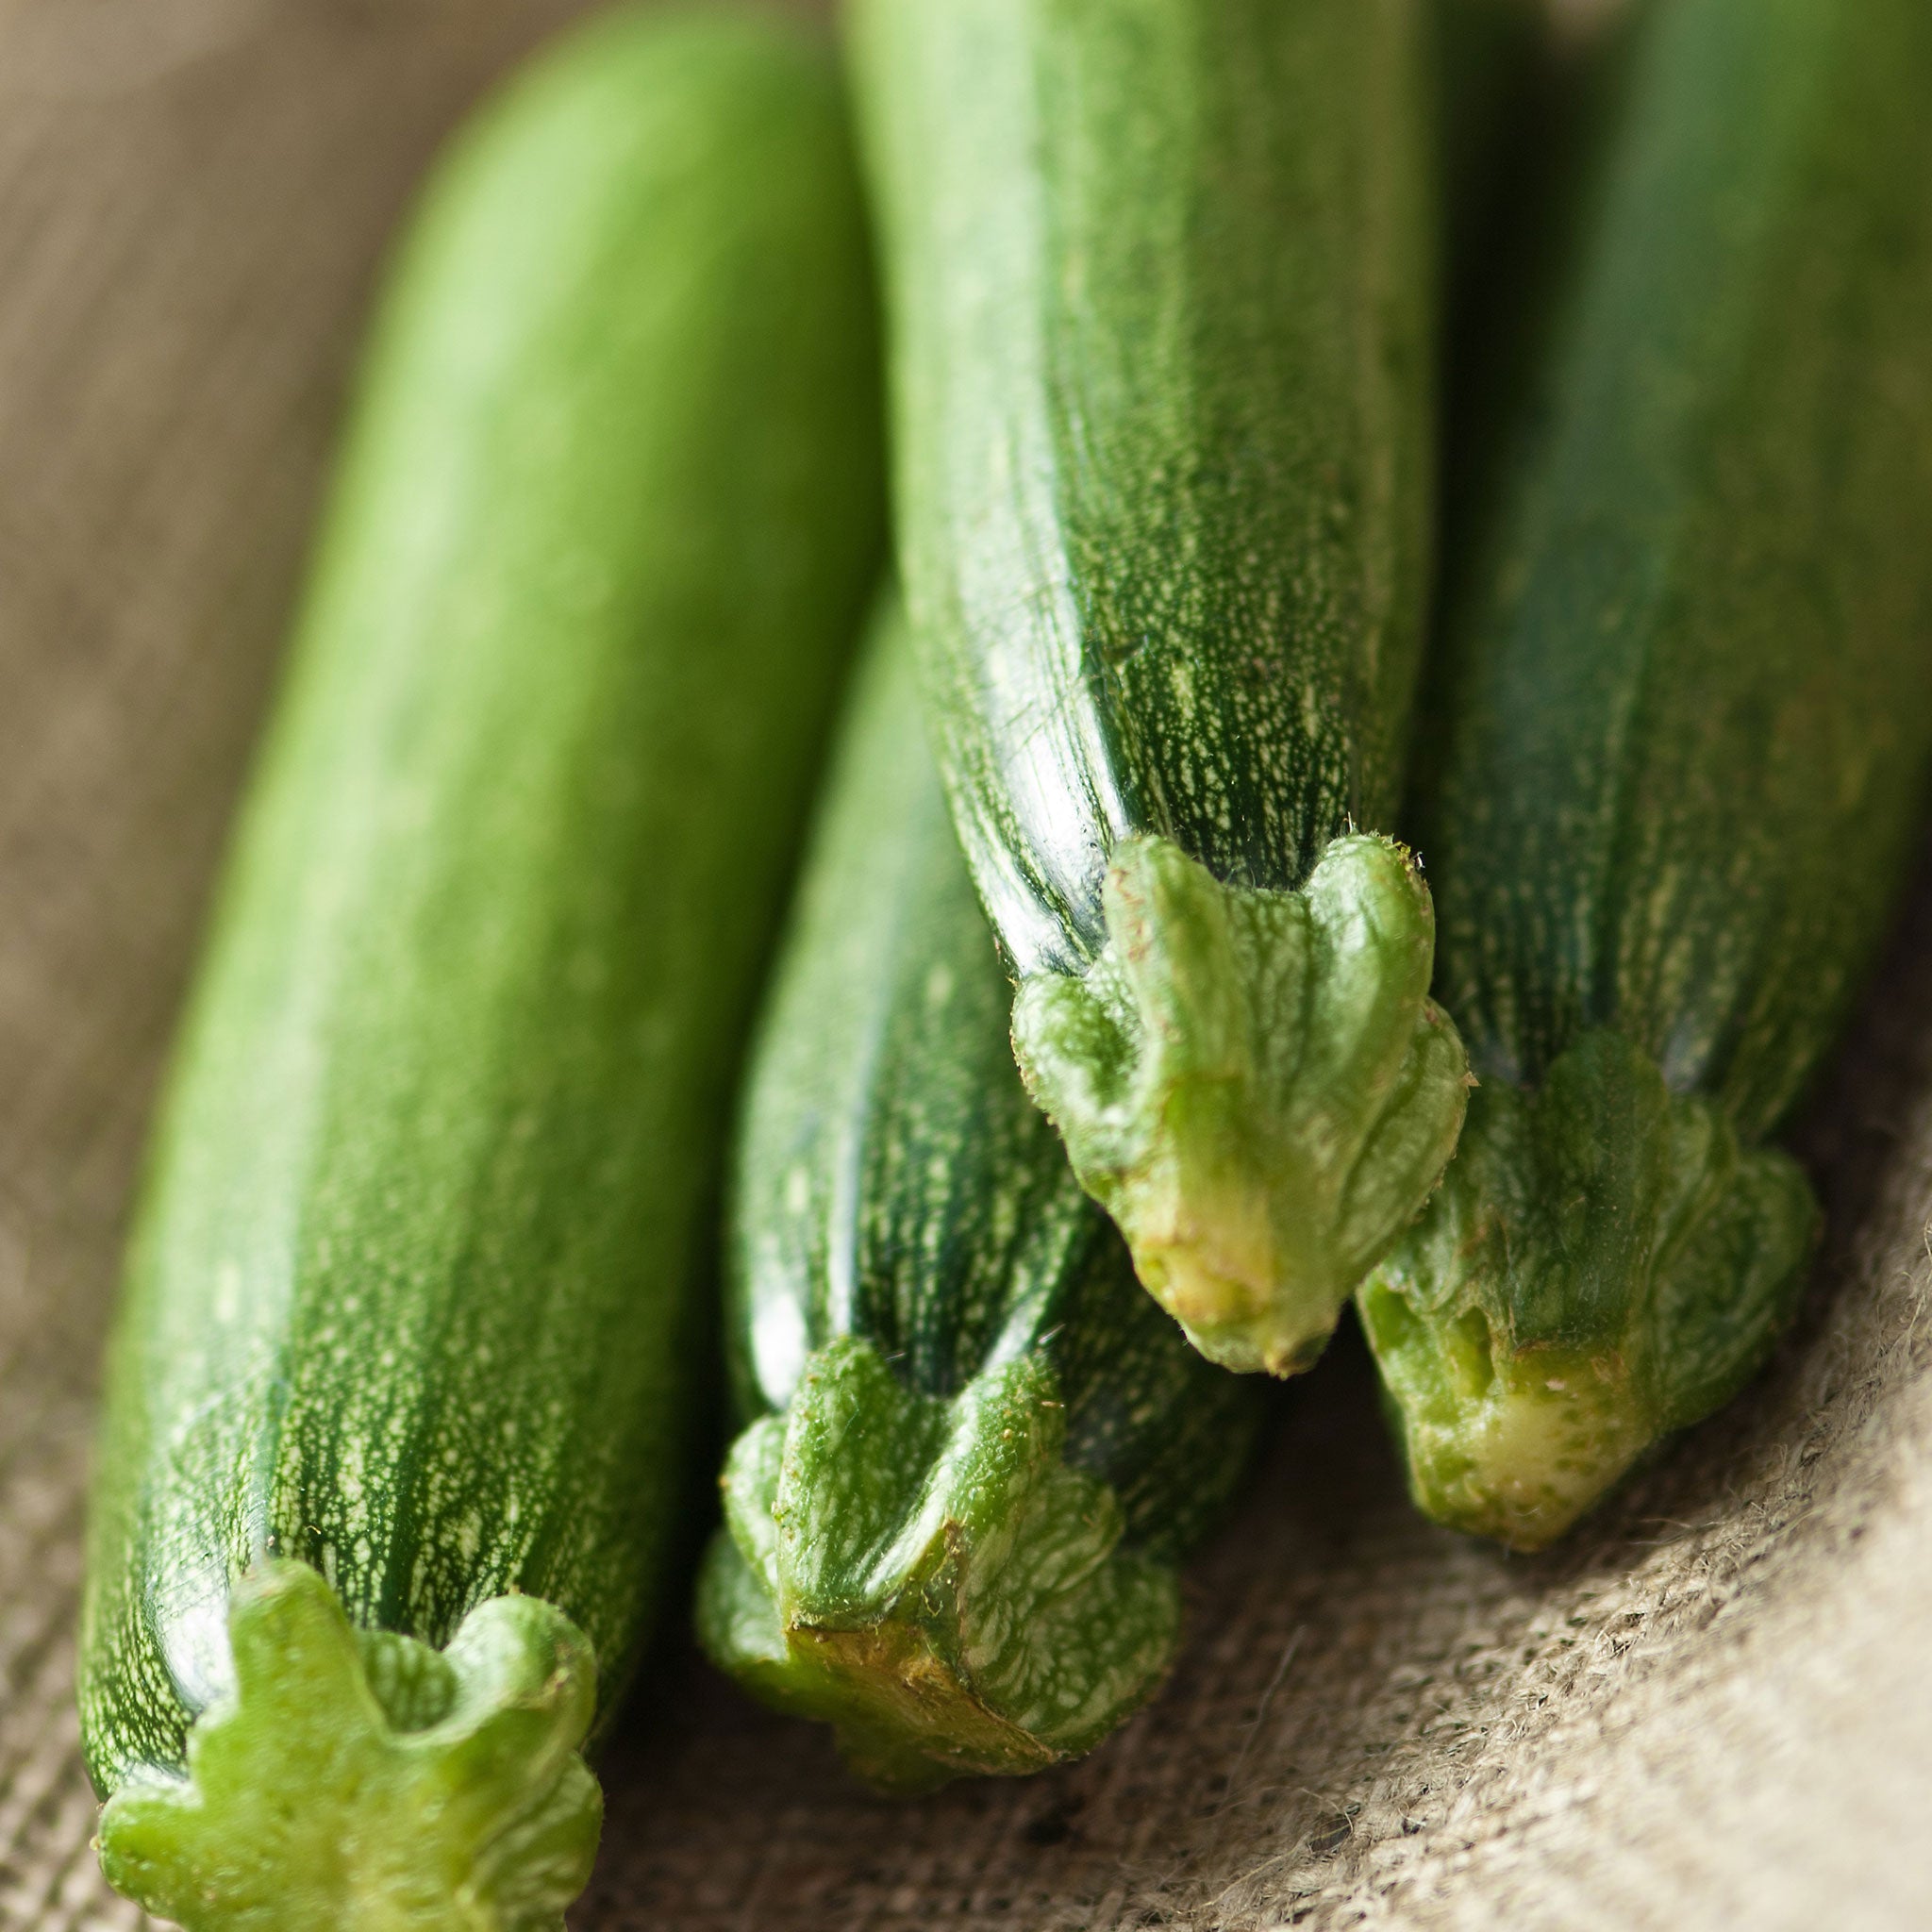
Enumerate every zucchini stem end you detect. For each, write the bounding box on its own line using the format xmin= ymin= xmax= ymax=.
xmin=96 ymin=1560 xmax=602 ymax=1931
xmin=697 ymin=1336 xmax=1180 ymax=1790
xmin=1013 ymin=832 xmax=1471 ymax=1376
xmin=1359 ymin=1028 xmax=1818 ymax=1548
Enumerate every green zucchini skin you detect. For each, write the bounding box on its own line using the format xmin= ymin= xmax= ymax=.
xmin=1362 ymin=0 xmax=1932 ymax=1549
xmin=695 ymin=606 xmax=1260 ymax=1791
xmin=79 ymin=9 xmax=884 ymax=1925
xmin=850 ymin=0 xmax=1471 ymax=1379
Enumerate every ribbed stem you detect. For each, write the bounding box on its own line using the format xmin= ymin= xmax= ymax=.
xmin=1358 ymin=1028 xmax=1817 ymax=1548
xmin=696 ymin=1336 xmax=1180 ymax=1790
xmin=1013 ymin=832 xmax=1471 ymax=1375
xmin=97 ymin=1562 xmax=600 ymax=1931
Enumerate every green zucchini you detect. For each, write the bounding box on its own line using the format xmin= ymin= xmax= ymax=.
xmin=849 ymin=0 xmax=1471 ymax=1378
xmin=79 ymin=10 xmax=883 ymax=1926
xmin=1359 ymin=0 xmax=1932 ymax=1549
xmin=694 ymin=605 xmax=1261 ymax=1792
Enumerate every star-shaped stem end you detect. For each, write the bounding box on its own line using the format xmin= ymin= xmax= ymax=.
xmin=1359 ymin=1029 xmax=1818 ymax=1549
xmin=695 ymin=1337 xmax=1180 ymax=1791
xmin=97 ymin=1561 xmax=602 ymax=1932
xmin=1014 ymin=832 xmax=1471 ymax=1376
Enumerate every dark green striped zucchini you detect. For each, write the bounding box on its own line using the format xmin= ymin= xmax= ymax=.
xmin=1360 ymin=0 xmax=1932 ymax=1549
xmin=696 ymin=606 xmax=1260 ymax=1791
xmin=848 ymin=0 xmax=1472 ymax=1378
xmin=79 ymin=12 xmax=883 ymax=1926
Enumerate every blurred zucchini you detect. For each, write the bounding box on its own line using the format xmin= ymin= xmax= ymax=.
xmin=1362 ymin=0 xmax=1932 ymax=1549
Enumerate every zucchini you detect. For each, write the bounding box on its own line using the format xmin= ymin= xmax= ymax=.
xmin=849 ymin=0 xmax=1472 ymax=1378
xmin=695 ymin=605 xmax=1260 ymax=1791
xmin=78 ymin=11 xmax=884 ymax=1926
xmin=1360 ymin=0 xmax=1932 ymax=1549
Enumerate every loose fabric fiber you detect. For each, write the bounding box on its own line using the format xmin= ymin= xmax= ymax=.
xmin=2 ymin=3 xmax=1929 ymax=1928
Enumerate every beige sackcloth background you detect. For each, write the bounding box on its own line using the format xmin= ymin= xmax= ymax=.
xmin=4 ymin=0 xmax=1931 ymax=1926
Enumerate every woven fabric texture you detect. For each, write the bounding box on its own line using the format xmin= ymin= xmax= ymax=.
xmin=3 ymin=4 xmax=1929 ymax=1928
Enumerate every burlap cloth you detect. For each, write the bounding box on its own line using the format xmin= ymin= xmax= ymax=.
xmin=5 ymin=2 xmax=1931 ymax=1926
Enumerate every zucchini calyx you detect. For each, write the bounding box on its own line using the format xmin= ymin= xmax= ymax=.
xmin=97 ymin=1560 xmax=601 ymax=1931
xmin=1012 ymin=832 xmax=1471 ymax=1376
xmin=1358 ymin=1029 xmax=1818 ymax=1550
xmin=695 ymin=1335 xmax=1179 ymax=1791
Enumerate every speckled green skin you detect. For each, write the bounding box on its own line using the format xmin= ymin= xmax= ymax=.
xmin=1364 ymin=0 xmax=1932 ymax=1547
xmin=79 ymin=9 xmax=884 ymax=1922
xmin=850 ymin=0 xmax=1466 ymax=1376
xmin=697 ymin=612 xmax=1259 ymax=1790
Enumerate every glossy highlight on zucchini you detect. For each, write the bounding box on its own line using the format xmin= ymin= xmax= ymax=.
xmin=1361 ymin=0 xmax=1932 ymax=1550
xmin=696 ymin=608 xmax=1260 ymax=1791
xmin=78 ymin=9 xmax=885 ymax=1924
xmin=850 ymin=0 xmax=1470 ymax=1378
